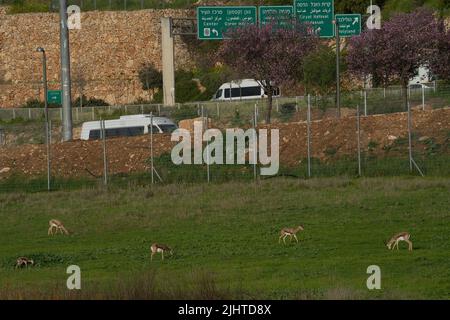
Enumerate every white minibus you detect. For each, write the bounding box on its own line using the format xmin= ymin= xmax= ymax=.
xmin=80 ymin=115 xmax=177 ymax=140
xmin=212 ymin=79 xmax=280 ymax=101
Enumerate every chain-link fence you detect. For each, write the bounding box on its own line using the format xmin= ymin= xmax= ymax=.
xmin=2 ymin=84 xmax=450 ymax=122
xmin=1 ymin=86 xmax=449 ymax=193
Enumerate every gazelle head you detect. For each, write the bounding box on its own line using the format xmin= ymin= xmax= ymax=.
xmin=29 ymin=259 xmax=34 ymax=265
xmin=297 ymin=225 xmax=304 ymax=231
xmin=385 ymin=239 xmax=393 ymax=250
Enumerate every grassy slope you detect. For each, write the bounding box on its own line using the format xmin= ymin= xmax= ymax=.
xmin=0 ymin=177 xmax=449 ymax=299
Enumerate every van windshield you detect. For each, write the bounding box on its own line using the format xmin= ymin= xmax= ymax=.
xmin=215 ymin=89 xmax=222 ymax=99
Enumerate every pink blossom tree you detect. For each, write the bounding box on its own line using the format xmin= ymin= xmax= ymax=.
xmin=217 ymin=22 xmax=319 ymax=123
xmin=429 ymin=19 xmax=450 ymax=81
xmin=347 ymin=8 xmax=446 ymax=110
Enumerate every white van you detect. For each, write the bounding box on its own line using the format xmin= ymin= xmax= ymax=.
xmin=212 ymin=79 xmax=281 ymax=101
xmin=80 ymin=115 xmax=177 ymax=140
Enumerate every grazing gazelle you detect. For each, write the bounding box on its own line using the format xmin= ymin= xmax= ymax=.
xmin=16 ymin=257 xmax=34 ymax=269
xmin=279 ymin=225 xmax=304 ymax=244
xmin=150 ymin=243 xmax=173 ymax=261
xmin=48 ymin=219 xmax=69 ymax=235
xmin=386 ymin=232 xmax=413 ymax=251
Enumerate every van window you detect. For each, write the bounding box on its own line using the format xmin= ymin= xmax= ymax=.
xmin=241 ymin=86 xmax=262 ymax=97
xmin=215 ymin=89 xmax=223 ymax=99
xmin=158 ymin=124 xmax=177 ymax=133
xmin=89 ymin=126 xmax=144 ymax=140
xmin=89 ymin=129 xmax=101 ymax=140
xmin=224 ymin=86 xmax=262 ymax=98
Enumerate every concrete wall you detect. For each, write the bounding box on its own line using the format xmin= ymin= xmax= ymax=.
xmin=0 ymin=8 xmax=194 ymax=108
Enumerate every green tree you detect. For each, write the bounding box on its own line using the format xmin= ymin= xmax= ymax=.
xmin=152 ymin=70 xmax=202 ymax=104
xmin=138 ymin=63 xmax=162 ymax=97
xmin=303 ymin=45 xmax=346 ymax=97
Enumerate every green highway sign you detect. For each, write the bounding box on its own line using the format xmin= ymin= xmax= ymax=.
xmin=47 ymin=90 xmax=62 ymax=105
xmin=259 ymin=6 xmax=294 ymax=29
xmin=335 ymin=14 xmax=362 ymax=37
xmin=294 ymin=0 xmax=334 ymax=38
xmin=197 ymin=6 xmax=257 ymax=40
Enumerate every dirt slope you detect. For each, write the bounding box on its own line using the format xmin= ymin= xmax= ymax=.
xmin=0 ymin=108 xmax=449 ymax=179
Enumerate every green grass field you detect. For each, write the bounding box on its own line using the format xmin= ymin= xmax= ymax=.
xmin=0 ymin=177 xmax=449 ymax=299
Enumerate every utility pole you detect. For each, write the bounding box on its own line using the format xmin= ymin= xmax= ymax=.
xmin=37 ymin=47 xmax=51 ymax=191
xmin=334 ymin=19 xmax=341 ymax=118
xmin=59 ymin=0 xmax=73 ymax=141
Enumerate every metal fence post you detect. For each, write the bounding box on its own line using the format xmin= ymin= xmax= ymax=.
xmin=216 ymin=103 xmax=219 ymax=119
xmin=45 ymin=120 xmax=51 ymax=191
xmin=407 ymin=101 xmax=413 ymax=173
xmin=307 ymin=94 xmax=312 ymax=178
xmin=422 ymin=86 xmax=425 ymax=111
xmin=406 ymin=102 xmax=424 ymax=176
xmin=364 ymin=90 xmax=367 ymax=116
xmin=101 ymin=120 xmax=108 ymax=185
xmin=357 ymin=104 xmax=362 ymax=177
xmin=295 ymin=96 xmax=299 ymax=112
xmin=253 ymin=104 xmax=257 ymax=182
xmin=49 ymin=119 xmax=52 ymax=145
xmin=205 ymin=107 xmax=210 ymax=183
xmin=150 ymin=113 xmax=154 ymax=185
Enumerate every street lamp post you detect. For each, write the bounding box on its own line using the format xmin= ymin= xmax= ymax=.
xmin=37 ymin=47 xmax=48 ymax=123
xmin=37 ymin=47 xmax=51 ymax=191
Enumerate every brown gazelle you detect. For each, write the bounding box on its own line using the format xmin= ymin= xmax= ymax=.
xmin=386 ymin=232 xmax=413 ymax=251
xmin=279 ymin=225 xmax=304 ymax=244
xmin=16 ymin=257 xmax=34 ymax=268
xmin=150 ymin=243 xmax=173 ymax=261
xmin=48 ymin=219 xmax=69 ymax=235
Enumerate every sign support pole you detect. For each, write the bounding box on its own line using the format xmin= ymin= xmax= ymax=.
xmin=335 ymin=19 xmax=341 ymax=118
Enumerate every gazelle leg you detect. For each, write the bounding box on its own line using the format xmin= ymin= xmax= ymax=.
xmin=162 ymin=251 xmax=164 ymax=260
xmin=294 ymin=234 xmax=298 ymax=243
xmin=151 ymin=252 xmax=154 ymax=261
xmin=279 ymin=235 xmax=283 ymax=243
xmin=407 ymin=240 xmax=413 ymax=251
xmin=283 ymin=235 xmax=287 ymax=244
xmin=48 ymin=226 xmax=52 ymax=235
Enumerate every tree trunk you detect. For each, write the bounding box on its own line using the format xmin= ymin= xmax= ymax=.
xmin=266 ymin=86 xmax=273 ymax=124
